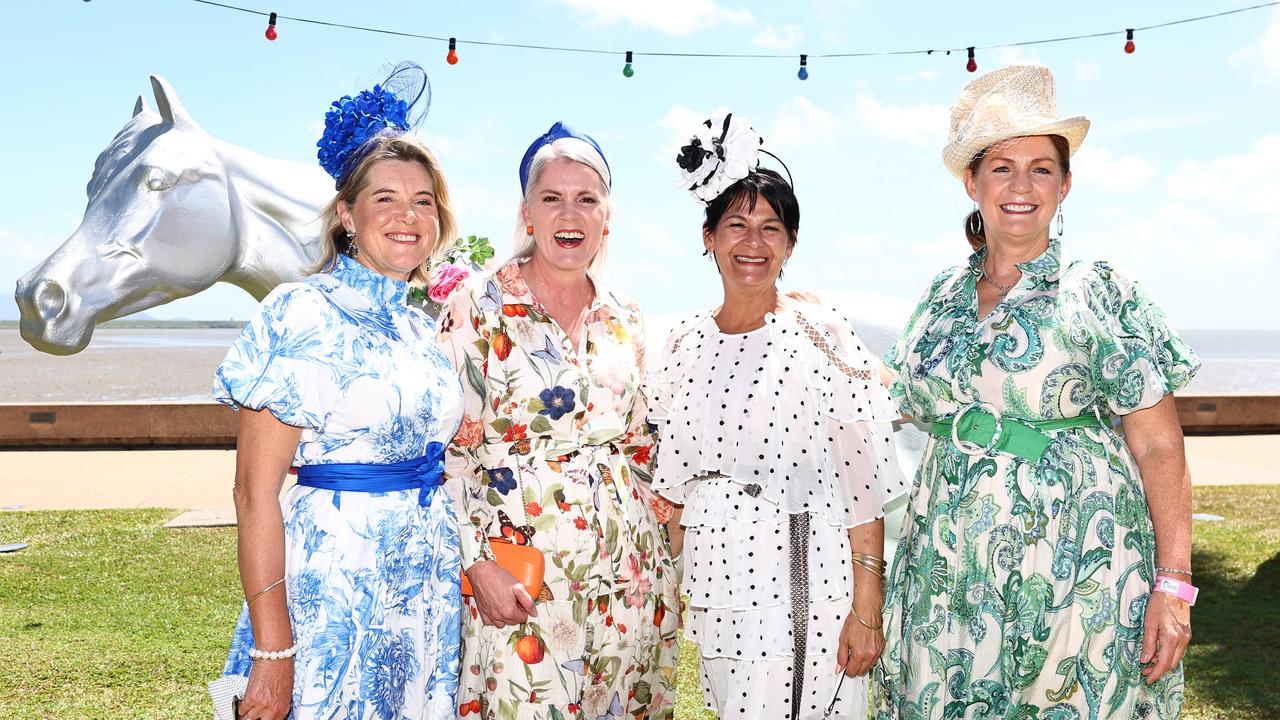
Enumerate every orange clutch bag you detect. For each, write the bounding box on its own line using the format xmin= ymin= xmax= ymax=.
xmin=460 ymin=538 xmax=545 ymax=599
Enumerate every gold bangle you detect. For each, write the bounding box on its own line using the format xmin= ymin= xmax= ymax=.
xmin=850 ymin=556 xmax=886 ymax=579
xmin=850 ymin=552 xmax=887 ymax=572
xmin=851 ymin=607 xmax=883 ymax=630
xmin=247 ymin=577 xmax=285 ymax=605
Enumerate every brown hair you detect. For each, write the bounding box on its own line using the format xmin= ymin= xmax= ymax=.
xmin=317 ymin=133 xmax=457 ymax=282
xmin=963 ymin=134 xmax=1070 ymax=250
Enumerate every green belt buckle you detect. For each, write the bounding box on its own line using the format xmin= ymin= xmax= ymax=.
xmin=951 ymin=401 xmax=1004 ymax=457
xmin=949 ymin=402 xmax=1054 ymax=463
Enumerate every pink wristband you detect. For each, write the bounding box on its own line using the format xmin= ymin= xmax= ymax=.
xmin=1154 ymin=575 xmax=1198 ymax=605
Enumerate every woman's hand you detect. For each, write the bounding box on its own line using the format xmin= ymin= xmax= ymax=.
xmin=238 ymin=658 xmax=293 ymax=720
xmin=465 ymin=561 xmax=538 ymax=628
xmin=1140 ymin=590 xmax=1191 ymax=684
xmin=836 ymin=605 xmax=885 ymax=677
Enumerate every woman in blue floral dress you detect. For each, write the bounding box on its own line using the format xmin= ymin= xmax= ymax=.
xmin=213 ymin=67 xmax=465 ymax=720
xmin=873 ymin=66 xmax=1199 ymax=719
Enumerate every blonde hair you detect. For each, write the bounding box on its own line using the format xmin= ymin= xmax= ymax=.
xmin=512 ymin=137 xmax=612 ymax=276
xmin=317 ymin=133 xmax=457 ymax=283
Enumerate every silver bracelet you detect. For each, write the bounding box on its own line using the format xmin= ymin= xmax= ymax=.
xmin=1155 ymin=566 xmax=1192 ymax=577
xmin=248 ymin=644 xmax=298 ymax=661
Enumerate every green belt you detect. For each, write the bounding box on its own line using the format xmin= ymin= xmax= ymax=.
xmin=930 ymin=404 xmax=1108 ymax=463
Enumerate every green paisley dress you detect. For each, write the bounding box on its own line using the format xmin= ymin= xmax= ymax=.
xmin=872 ymin=240 xmax=1199 ymax=720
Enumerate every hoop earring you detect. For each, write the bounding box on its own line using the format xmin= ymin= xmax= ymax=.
xmin=525 ymin=225 xmax=534 ymax=236
xmin=345 ymin=230 xmax=359 ymax=259
xmin=1055 ymin=204 xmax=1065 ymax=239
xmin=968 ymin=206 xmax=983 ymax=236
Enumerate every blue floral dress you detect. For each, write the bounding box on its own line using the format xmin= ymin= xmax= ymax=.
xmin=872 ymin=240 xmax=1199 ymax=720
xmin=214 ymin=254 xmax=464 ymax=720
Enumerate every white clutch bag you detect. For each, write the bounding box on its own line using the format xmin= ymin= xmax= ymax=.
xmin=208 ymin=674 xmax=248 ymax=720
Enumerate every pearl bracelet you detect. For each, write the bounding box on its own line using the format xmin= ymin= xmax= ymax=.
xmin=248 ymin=644 xmax=298 ymax=662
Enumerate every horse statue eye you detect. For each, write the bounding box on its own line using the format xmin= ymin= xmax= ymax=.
xmin=147 ymin=177 xmax=171 ymax=192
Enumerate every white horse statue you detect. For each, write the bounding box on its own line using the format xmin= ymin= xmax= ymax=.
xmin=14 ymin=76 xmax=333 ymax=355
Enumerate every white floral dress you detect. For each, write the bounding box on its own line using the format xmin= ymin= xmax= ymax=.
xmin=437 ymin=260 xmax=681 ymax=720
xmin=214 ymin=255 xmax=464 ymax=720
xmin=650 ymin=304 xmax=907 ymax=720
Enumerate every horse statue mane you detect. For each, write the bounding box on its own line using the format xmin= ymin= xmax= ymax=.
xmin=14 ymin=76 xmax=334 ymax=355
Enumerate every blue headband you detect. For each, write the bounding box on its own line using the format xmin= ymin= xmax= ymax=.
xmin=518 ymin=122 xmax=611 ymax=194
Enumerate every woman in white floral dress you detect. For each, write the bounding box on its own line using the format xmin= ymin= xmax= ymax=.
xmin=438 ymin=123 xmax=680 ymax=720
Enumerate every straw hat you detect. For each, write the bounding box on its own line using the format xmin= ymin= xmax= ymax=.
xmin=942 ymin=65 xmax=1090 ymax=179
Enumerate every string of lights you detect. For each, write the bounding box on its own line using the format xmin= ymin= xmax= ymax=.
xmin=173 ymin=0 xmax=1280 ymax=79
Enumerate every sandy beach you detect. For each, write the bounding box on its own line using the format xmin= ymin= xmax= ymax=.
xmin=0 ymin=328 xmax=240 ymax=403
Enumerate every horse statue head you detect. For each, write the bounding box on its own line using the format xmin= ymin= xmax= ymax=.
xmin=15 ymin=76 xmax=333 ymax=354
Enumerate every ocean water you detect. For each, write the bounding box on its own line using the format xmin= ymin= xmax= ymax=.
xmin=0 ymin=326 xmax=1275 ymax=402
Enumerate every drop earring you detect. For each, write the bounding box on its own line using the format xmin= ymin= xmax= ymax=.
xmin=1055 ymin=204 xmax=1064 ymax=239
xmin=345 ymin=230 xmax=359 ymax=259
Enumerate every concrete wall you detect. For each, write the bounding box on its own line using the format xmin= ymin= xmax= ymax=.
xmin=0 ymin=395 xmax=1276 ymax=449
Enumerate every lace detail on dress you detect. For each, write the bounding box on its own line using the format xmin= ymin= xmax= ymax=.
xmin=793 ymin=312 xmax=873 ymax=381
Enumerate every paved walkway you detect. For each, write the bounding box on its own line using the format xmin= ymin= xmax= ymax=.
xmin=1 ymin=436 xmax=1275 ymax=520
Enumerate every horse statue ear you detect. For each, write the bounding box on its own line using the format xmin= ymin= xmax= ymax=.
xmin=133 ymin=95 xmax=151 ymax=118
xmin=150 ymin=75 xmax=201 ymax=131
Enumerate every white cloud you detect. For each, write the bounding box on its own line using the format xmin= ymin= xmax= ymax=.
xmin=1092 ymin=113 xmax=1220 ymax=140
xmin=1229 ymin=5 xmax=1280 ymax=82
xmin=766 ymin=97 xmax=842 ymax=150
xmin=421 ymin=132 xmax=456 ymax=157
xmin=655 ymin=104 xmax=720 ymax=166
xmin=1167 ymin=135 xmax=1280 ymax=219
xmin=1076 ymin=202 xmax=1266 ymax=268
xmin=1075 ymin=60 xmax=1100 ymax=84
xmin=918 ymin=69 xmax=941 ymax=82
xmin=0 ymin=228 xmax=63 ymax=265
xmin=752 ymin=24 xmax=803 ymax=52
xmin=1071 ymin=146 xmax=1156 ymax=194
xmin=850 ymin=93 xmax=948 ymax=147
xmin=989 ymin=47 xmax=1039 ymax=69
xmin=556 ymin=0 xmax=753 ymax=35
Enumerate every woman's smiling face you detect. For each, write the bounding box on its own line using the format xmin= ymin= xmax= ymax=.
xmin=337 ymin=159 xmax=440 ymax=281
xmin=703 ymin=196 xmax=793 ymax=290
xmin=965 ymin=134 xmax=1071 ymax=245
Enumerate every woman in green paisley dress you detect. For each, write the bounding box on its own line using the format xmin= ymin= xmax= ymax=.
xmin=873 ymin=66 xmax=1199 ymax=720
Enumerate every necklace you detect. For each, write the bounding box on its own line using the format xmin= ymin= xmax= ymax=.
xmin=981 ymin=260 xmax=1017 ymax=295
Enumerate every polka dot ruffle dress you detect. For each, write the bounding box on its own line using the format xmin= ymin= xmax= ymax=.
xmin=649 ymin=304 xmax=908 ymax=720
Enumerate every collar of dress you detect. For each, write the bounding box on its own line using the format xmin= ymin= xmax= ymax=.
xmin=502 ymin=258 xmax=625 ymax=319
xmin=966 ymin=237 xmax=1064 ymax=285
xmin=327 ymin=254 xmax=411 ymax=312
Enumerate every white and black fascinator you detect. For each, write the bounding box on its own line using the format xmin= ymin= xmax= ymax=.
xmin=675 ymin=111 xmax=764 ymax=205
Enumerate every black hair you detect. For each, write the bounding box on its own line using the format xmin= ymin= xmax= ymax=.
xmin=703 ymin=168 xmax=799 ymax=244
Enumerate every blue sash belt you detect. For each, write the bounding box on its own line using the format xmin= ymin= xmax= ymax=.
xmin=296 ymin=441 xmax=446 ymax=509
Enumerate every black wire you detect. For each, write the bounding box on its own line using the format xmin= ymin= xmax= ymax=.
xmin=186 ymin=0 xmax=1279 ymax=60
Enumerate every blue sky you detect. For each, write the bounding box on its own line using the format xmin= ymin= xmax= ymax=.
xmin=3 ymin=1 xmax=1277 ymax=329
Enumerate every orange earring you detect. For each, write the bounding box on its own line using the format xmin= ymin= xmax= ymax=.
xmin=525 ymin=225 xmax=534 ymax=236
xmin=602 ymin=226 xmax=610 ymax=237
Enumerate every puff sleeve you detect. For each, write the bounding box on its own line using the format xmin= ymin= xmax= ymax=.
xmin=1080 ymin=262 xmax=1200 ymax=415
xmin=212 ymin=283 xmax=342 ymax=431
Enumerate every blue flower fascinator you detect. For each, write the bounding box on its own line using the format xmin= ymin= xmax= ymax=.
xmin=518 ymin=122 xmax=611 ymax=195
xmin=316 ymin=62 xmax=432 ymax=188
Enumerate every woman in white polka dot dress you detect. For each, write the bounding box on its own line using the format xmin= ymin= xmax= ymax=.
xmin=651 ymin=111 xmax=909 ymax=719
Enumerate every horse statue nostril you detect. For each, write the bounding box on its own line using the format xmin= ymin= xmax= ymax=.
xmin=33 ymin=279 xmax=69 ymax=321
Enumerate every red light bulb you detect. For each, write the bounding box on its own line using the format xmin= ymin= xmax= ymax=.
xmin=1124 ymin=29 xmax=1135 ymax=54
xmin=965 ymin=46 xmax=977 ymax=73
xmin=447 ymin=38 xmax=459 ymax=65
xmin=265 ymin=11 xmax=278 ymax=41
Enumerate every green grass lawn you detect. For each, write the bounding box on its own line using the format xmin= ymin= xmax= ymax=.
xmin=1 ymin=487 xmax=1276 ymax=719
